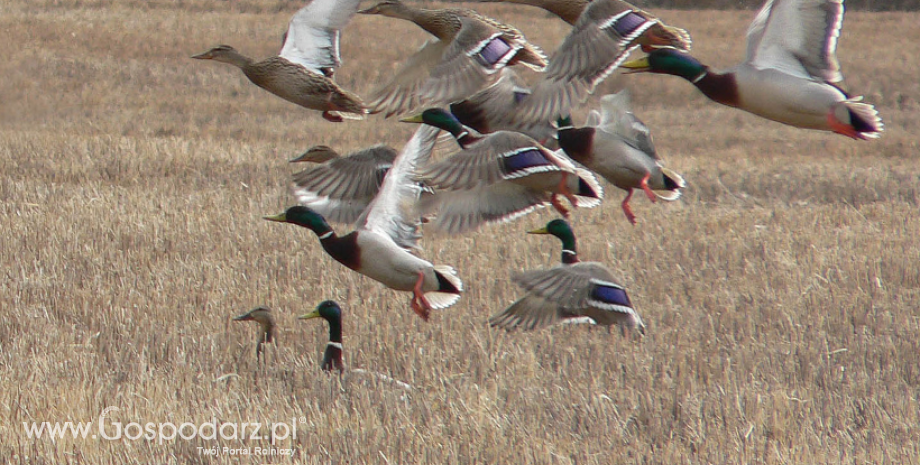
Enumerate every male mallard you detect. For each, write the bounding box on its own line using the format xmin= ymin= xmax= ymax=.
xmin=510 ymin=0 xmax=691 ymax=124
xmin=557 ymin=91 xmax=685 ymax=225
xmin=357 ymin=0 xmax=547 ymax=117
xmin=621 ymin=0 xmax=882 ymax=140
xmin=232 ymin=306 xmax=276 ymax=361
xmin=192 ymin=0 xmax=367 ymax=122
xmin=300 ymin=300 xmax=345 ymax=373
xmin=401 ymin=108 xmax=603 ymax=234
xmin=265 ymin=126 xmax=463 ymax=321
xmin=489 ymin=219 xmax=645 ymax=333
xmin=289 ymin=144 xmax=398 ymax=224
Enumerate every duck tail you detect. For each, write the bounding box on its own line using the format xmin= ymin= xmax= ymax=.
xmin=839 ymin=97 xmax=883 ymax=140
xmin=425 ymin=265 xmax=463 ymax=310
xmin=572 ymin=168 xmax=604 ymax=207
xmin=654 ymin=167 xmax=686 ymax=201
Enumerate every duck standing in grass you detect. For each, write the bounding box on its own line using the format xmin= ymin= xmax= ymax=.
xmin=265 ymin=125 xmax=463 ymax=321
xmin=401 ymin=108 xmax=603 ymax=234
xmin=357 ymin=0 xmax=547 ymax=117
xmin=288 ymin=144 xmax=398 ymax=224
xmin=621 ymin=0 xmax=882 ymax=140
xmin=557 ymin=91 xmax=685 ymax=225
xmin=489 ymin=219 xmax=645 ymax=334
xmin=191 ymin=0 xmax=367 ymax=122
xmin=232 ymin=306 xmax=276 ymax=362
xmin=300 ymin=300 xmax=345 ymax=373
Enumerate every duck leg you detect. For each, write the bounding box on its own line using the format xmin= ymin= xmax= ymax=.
xmin=639 ymin=173 xmax=656 ymax=202
xmin=410 ymin=271 xmax=432 ymax=321
xmin=621 ymin=189 xmax=637 ymax=225
xmin=549 ymin=173 xmax=579 ymax=217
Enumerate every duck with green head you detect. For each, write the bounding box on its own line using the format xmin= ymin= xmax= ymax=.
xmin=191 ymin=0 xmax=367 ymax=122
xmin=401 ymin=108 xmax=603 ymax=235
xmin=300 ymin=300 xmax=345 ymax=373
xmin=556 ymin=91 xmax=685 ymax=225
xmin=621 ymin=0 xmax=882 ymax=140
xmin=265 ymin=126 xmax=463 ymax=321
xmin=357 ymin=0 xmax=547 ymax=117
xmin=489 ymin=219 xmax=645 ymax=333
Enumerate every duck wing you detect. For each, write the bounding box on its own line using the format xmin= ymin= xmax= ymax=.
xmin=491 ymin=262 xmax=638 ymax=330
xmin=595 ymin=91 xmax=659 ymax=159
xmin=367 ymin=39 xmax=445 ymax=117
xmin=747 ymin=0 xmax=845 ymax=85
xmin=279 ymin=0 xmax=363 ymax=74
xmin=518 ymin=1 xmax=658 ymax=123
xmin=292 ymin=145 xmax=397 ymax=224
xmin=357 ymin=125 xmax=440 ymax=250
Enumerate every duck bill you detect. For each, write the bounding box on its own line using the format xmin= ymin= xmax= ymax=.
xmin=298 ymin=310 xmax=321 ymax=320
xmin=288 ymin=152 xmax=313 ymax=163
xmin=620 ymin=57 xmax=651 ymax=74
xmin=356 ymin=6 xmax=379 ymax=14
xmin=263 ymin=213 xmax=288 ymax=223
xmin=232 ymin=314 xmax=254 ymax=321
xmin=399 ymin=113 xmax=425 ymax=124
xmin=190 ymin=51 xmax=213 ymax=60
xmin=527 ymin=226 xmax=549 ymax=235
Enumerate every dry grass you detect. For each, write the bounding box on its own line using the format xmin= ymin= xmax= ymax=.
xmin=2 ymin=1 xmax=919 ymax=463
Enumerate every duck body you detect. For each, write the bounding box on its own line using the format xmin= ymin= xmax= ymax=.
xmin=192 ymin=0 xmax=367 ymax=122
xmin=621 ymin=0 xmax=882 ymax=139
xmin=359 ymin=0 xmax=546 ymax=116
xmin=402 ymin=109 xmax=603 ymax=234
xmin=266 ymin=126 xmax=463 ymax=320
xmin=489 ymin=219 xmax=645 ymax=333
xmin=557 ymin=92 xmax=684 ymax=224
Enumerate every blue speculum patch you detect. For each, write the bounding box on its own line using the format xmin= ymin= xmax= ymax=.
xmin=611 ymin=12 xmax=646 ymax=36
xmin=502 ymin=149 xmax=551 ymax=174
xmin=590 ymin=284 xmax=632 ymax=308
xmin=477 ymin=38 xmax=513 ymax=67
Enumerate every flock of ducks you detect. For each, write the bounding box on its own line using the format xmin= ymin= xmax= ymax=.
xmin=198 ymin=0 xmax=883 ymax=372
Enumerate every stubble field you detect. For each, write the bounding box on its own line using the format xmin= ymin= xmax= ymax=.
xmin=1 ymin=1 xmax=919 ymax=463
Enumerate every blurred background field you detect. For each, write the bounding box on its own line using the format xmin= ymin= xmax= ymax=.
xmin=1 ymin=1 xmax=919 ymax=463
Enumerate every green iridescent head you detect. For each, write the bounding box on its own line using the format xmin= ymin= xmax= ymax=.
xmin=263 ymin=206 xmax=332 ymax=236
xmin=299 ymin=300 xmax=342 ymax=323
xmin=622 ymin=48 xmax=706 ymax=81
xmin=401 ymin=108 xmax=466 ymax=136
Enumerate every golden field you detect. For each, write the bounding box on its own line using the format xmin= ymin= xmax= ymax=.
xmin=1 ymin=1 xmax=919 ymax=463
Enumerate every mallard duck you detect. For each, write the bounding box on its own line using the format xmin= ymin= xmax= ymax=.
xmin=620 ymin=0 xmax=882 ymax=140
xmin=232 ymin=306 xmax=276 ymax=361
xmin=191 ymin=0 xmax=367 ymax=122
xmin=289 ymin=144 xmax=398 ymax=224
xmin=474 ymin=0 xmax=691 ymax=123
xmin=265 ymin=125 xmax=463 ymax=321
xmin=357 ymin=0 xmax=547 ymax=117
xmin=299 ymin=300 xmax=345 ymax=373
xmin=557 ymin=91 xmax=684 ymax=225
xmin=401 ymin=108 xmax=602 ymax=234
xmin=489 ymin=219 xmax=645 ymax=333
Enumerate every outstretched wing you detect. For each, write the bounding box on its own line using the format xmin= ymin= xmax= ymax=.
xmin=747 ymin=0 xmax=845 ymax=85
xmin=279 ymin=0 xmax=363 ymax=74
xmin=357 ymin=125 xmax=440 ymax=250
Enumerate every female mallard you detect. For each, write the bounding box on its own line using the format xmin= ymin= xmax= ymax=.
xmin=265 ymin=126 xmax=463 ymax=321
xmin=232 ymin=306 xmax=276 ymax=361
xmin=401 ymin=108 xmax=602 ymax=234
xmin=621 ymin=0 xmax=882 ymax=140
xmin=557 ymin=91 xmax=685 ymax=225
xmin=192 ymin=0 xmax=367 ymax=122
xmin=288 ymin=144 xmax=398 ymax=224
xmin=507 ymin=0 xmax=692 ymax=124
xmin=357 ymin=0 xmax=547 ymax=117
xmin=489 ymin=219 xmax=645 ymax=333
xmin=300 ymin=300 xmax=345 ymax=373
